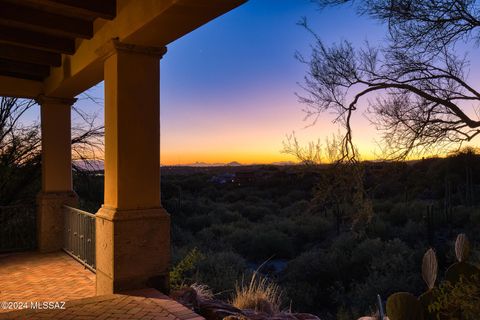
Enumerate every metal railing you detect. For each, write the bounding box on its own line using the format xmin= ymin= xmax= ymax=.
xmin=63 ymin=205 xmax=96 ymax=272
xmin=0 ymin=204 xmax=36 ymax=253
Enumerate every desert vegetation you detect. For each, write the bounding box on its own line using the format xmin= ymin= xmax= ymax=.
xmin=68 ymin=149 xmax=480 ymax=319
xmin=162 ymin=151 xmax=480 ymax=319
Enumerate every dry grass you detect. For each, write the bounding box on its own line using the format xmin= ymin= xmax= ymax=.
xmin=190 ymin=283 xmax=214 ymax=300
xmin=231 ymin=270 xmax=283 ymax=315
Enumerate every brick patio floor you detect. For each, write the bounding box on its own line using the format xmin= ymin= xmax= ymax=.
xmin=0 ymin=252 xmax=202 ymax=320
xmin=0 ymin=251 xmax=96 ymax=307
xmin=1 ymin=289 xmax=203 ymax=320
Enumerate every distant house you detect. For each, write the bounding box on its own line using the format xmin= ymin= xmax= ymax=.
xmin=210 ymin=173 xmax=236 ymax=184
xmin=235 ymin=171 xmax=256 ymax=185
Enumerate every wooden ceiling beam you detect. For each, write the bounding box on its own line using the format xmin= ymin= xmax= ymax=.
xmin=0 ymin=0 xmax=93 ymax=39
xmin=0 ymin=25 xmax=75 ymax=54
xmin=0 ymin=70 xmax=44 ymax=81
xmin=0 ymin=43 xmax=61 ymax=67
xmin=0 ymin=58 xmax=50 ymax=81
xmin=0 ymin=75 xmax=43 ymax=98
xmin=14 ymin=0 xmax=117 ymax=21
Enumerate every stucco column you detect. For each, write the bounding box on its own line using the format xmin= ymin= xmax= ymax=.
xmin=36 ymin=95 xmax=78 ymax=253
xmin=95 ymin=40 xmax=170 ymax=295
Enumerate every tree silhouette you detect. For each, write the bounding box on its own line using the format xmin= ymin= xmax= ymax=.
xmin=300 ymin=0 xmax=480 ymax=160
xmin=0 ymin=96 xmax=103 ymax=205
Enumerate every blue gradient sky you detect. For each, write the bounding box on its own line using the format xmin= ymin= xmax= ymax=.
xmin=157 ymin=0 xmax=384 ymax=164
xmin=68 ymin=0 xmax=478 ymax=164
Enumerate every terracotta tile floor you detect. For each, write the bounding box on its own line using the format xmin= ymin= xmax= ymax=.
xmin=0 ymin=251 xmax=95 ymax=307
xmin=0 ymin=252 xmax=203 ymax=320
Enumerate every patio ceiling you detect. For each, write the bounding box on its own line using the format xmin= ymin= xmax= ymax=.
xmin=0 ymin=0 xmax=116 ymax=81
xmin=0 ymin=0 xmax=246 ymax=98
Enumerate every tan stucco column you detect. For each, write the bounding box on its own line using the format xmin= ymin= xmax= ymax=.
xmin=95 ymin=40 xmax=170 ymax=295
xmin=36 ymin=96 xmax=78 ymax=253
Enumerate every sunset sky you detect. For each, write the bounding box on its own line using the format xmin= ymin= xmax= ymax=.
xmin=72 ymin=0 xmax=479 ymax=165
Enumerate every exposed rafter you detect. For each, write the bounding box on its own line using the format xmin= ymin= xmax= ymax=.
xmin=0 ymin=43 xmax=61 ymax=67
xmin=10 ymin=0 xmax=117 ymax=20
xmin=0 ymin=58 xmax=50 ymax=81
xmin=0 ymin=25 xmax=75 ymax=54
xmin=0 ymin=0 xmax=93 ymax=39
xmin=0 ymin=0 xmax=246 ymax=94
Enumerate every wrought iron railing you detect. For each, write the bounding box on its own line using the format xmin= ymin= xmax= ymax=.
xmin=63 ymin=205 xmax=96 ymax=272
xmin=0 ymin=204 xmax=36 ymax=253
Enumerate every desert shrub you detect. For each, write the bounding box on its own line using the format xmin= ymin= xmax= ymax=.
xmin=232 ymin=270 xmax=283 ymax=314
xmin=350 ymin=238 xmax=384 ymax=272
xmin=227 ymin=228 xmax=254 ymax=255
xmin=283 ymin=234 xmax=361 ymax=314
xmin=452 ymin=206 xmax=472 ymax=228
xmin=222 ymin=189 xmax=249 ymax=202
xmin=407 ymin=200 xmax=429 ymax=222
xmin=366 ymin=216 xmax=390 ymax=239
xmin=335 ymin=307 xmax=355 ymax=320
xmin=196 ymin=250 xmax=247 ymax=297
xmin=244 ymin=195 xmax=264 ymax=203
xmin=248 ymin=228 xmax=294 ymax=261
xmin=170 ymin=248 xmax=204 ymax=290
xmin=283 ymin=236 xmax=423 ymax=316
xmin=196 ymin=227 xmax=234 ymax=251
xmin=282 ymin=246 xmax=332 ymax=313
xmin=373 ymin=200 xmax=394 ymax=216
xmin=208 ymin=206 xmax=241 ymax=224
xmin=385 ymin=203 xmax=409 ymax=226
xmin=395 ymin=220 xmax=425 ymax=245
xmin=345 ymin=239 xmax=423 ymax=313
xmin=185 ymin=214 xmax=214 ymax=232
xmin=226 ymin=225 xmax=294 ymax=261
xmin=282 ymin=199 xmax=310 ymax=217
xmin=429 ymin=275 xmax=480 ymax=319
xmin=241 ymin=205 xmax=272 ymax=222
xmin=470 ymin=207 xmax=480 ymax=226
xmin=171 ymin=225 xmax=195 ymax=247
xmin=279 ymin=189 xmax=308 ymax=206
xmin=267 ymin=215 xmax=330 ymax=252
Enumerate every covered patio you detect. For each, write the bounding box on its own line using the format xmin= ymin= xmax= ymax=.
xmin=0 ymin=251 xmax=202 ymax=320
xmin=0 ymin=0 xmax=246 ymax=318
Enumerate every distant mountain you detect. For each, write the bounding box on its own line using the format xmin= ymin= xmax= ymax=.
xmin=167 ymin=160 xmax=298 ymax=167
xmin=180 ymin=162 xmax=226 ymax=167
xmin=77 ymin=160 xmax=296 ymax=169
xmin=174 ymin=161 xmax=243 ymax=167
xmin=187 ymin=162 xmax=211 ymax=167
xmin=271 ymin=161 xmax=297 ymax=166
xmin=73 ymin=159 xmax=104 ymax=171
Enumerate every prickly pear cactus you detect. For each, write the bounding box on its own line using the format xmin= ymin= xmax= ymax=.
xmin=419 ymin=249 xmax=439 ymax=320
xmin=455 ymin=233 xmax=470 ymax=262
xmin=445 ymin=234 xmax=480 ymax=283
xmin=422 ymin=248 xmax=437 ymax=290
xmin=386 ymin=292 xmax=424 ymax=320
xmin=445 ymin=261 xmax=480 ymax=283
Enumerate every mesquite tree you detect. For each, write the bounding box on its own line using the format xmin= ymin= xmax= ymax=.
xmin=300 ymin=0 xmax=480 ymax=160
xmin=0 ymin=97 xmax=103 ymax=205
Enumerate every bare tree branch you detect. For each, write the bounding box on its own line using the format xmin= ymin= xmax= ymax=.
xmin=298 ymin=3 xmax=480 ymax=159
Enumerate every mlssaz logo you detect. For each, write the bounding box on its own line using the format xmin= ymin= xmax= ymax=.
xmin=30 ymin=301 xmax=66 ymax=310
